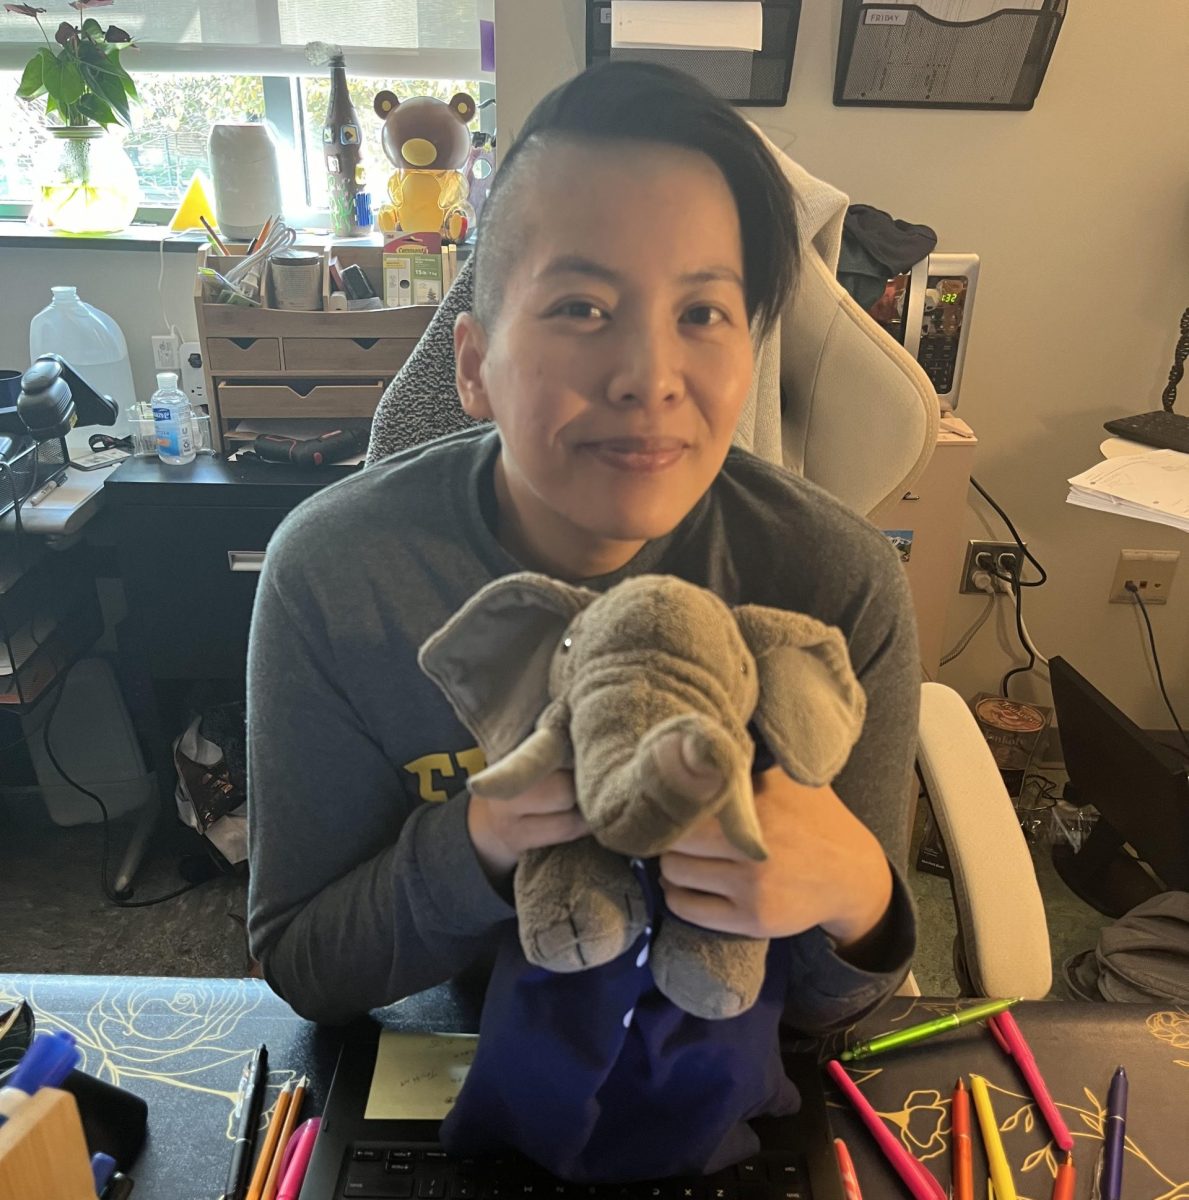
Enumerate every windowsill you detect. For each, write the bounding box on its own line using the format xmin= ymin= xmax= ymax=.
xmin=0 ymin=220 xmax=211 ymax=253
xmin=0 ymin=221 xmax=470 ymax=255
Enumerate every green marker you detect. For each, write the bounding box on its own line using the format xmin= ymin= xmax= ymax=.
xmin=840 ymin=997 xmax=1020 ymax=1062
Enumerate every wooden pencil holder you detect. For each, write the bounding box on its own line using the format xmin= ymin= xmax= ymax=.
xmin=0 ymin=1087 xmax=97 ymax=1199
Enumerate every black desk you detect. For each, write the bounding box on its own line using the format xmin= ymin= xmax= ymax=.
xmin=102 ymin=456 xmax=351 ymax=806
xmin=1 ymin=975 xmax=1184 ymax=1200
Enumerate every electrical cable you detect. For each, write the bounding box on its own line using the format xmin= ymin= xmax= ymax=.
xmin=940 ymin=576 xmax=996 ymax=666
xmin=970 ymin=477 xmax=1047 ymax=586
xmin=1000 ymin=557 xmax=1036 ymax=698
xmin=40 ymin=667 xmax=208 ymax=908
xmin=1160 ymin=305 xmax=1188 ymax=413
xmin=1125 ymin=582 xmax=1189 ymax=752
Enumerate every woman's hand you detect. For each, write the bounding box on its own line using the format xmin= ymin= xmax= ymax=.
xmin=658 ymin=765 xmax=893 ymax=951
xmin=467 ymin=771 xmax=590 ymax=884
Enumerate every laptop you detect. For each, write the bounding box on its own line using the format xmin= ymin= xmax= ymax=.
xmin=299 ymin=1020 xmax=845 ymax=1200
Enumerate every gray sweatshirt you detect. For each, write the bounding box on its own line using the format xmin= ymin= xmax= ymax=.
xmin=247 ymin=427 xmax=919 ymax=1026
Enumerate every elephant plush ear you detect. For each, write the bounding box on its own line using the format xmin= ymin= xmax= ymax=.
xmin=733 ymin=607 xmax=867 ymax=786
xmin=418 ymin=572 xmax=598 ymax=762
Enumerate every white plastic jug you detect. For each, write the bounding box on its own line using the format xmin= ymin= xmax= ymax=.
xmin=29 ymin=285 xmax=137 ymax=452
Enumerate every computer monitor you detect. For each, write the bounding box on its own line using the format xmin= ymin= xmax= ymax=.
xmin=1049 ymin=656 xmax=1189 ymax=918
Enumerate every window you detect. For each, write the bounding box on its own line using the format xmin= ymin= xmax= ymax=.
xmin=0 ymin=1 xmax=491 ymax=216
xmin=299 ymin=75 xmax=482 ymax=210
xmin=1 ymin=70 xmax=487 ymax=216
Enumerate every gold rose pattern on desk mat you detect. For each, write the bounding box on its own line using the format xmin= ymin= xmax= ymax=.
xmin=821 ymin=999 xmax=1189 ymax=1200
xmin=0 ymin=976 xmax=300 ymax=1141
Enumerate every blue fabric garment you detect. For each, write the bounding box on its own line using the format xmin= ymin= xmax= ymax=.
xmin=439 ymin=859 xmax=799 ymax=1182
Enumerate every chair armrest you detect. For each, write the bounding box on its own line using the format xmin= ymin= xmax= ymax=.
xmin=917 ymin=683 xmax=1052 ymax=998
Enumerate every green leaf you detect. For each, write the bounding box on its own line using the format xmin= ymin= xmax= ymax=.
xmin=106 ymin=48 xmax=136 ymax=98
xmin=15 ymin=49 xmax=45 ymax=98
xmin=77 ymin=90 xmax=115 ymax=127
xmin=80 ymin=16 xmax=101 ymax=38
xmin=81 ymin=58 xmax=129 ymax=123
xmin=58 ymin=59 xmax=85 ymax=107
xmin=39 ymin=52 xmax=62 ymax=104
xmin=44 ymin=93 xmax=58 ymax=116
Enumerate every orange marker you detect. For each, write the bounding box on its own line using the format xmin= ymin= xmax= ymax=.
xmin=835 ymin=1137 xmax=864 ymax=1200
xmin=1051 ymin=1151 xmax=1076 ymax=1200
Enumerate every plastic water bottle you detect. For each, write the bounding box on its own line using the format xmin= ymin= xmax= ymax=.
xmin=28 ymin=286 xmax=136 ymax=453
xmin=151 ymin=372 xmax=195 ymax=465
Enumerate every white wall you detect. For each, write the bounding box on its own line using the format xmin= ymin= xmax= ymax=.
xmin=495 ymin=0 xmax=1189 ymax=730
xmin=0 ymin=246 xmax=199 ymax=408
xmin=2 ymin=1 xmax=1186 ymax=729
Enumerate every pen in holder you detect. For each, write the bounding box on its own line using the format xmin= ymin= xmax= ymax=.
xmin=0 ymin=1088 xmax=96 ymax=1199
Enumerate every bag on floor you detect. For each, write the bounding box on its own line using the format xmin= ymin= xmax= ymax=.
xmin=1063 ymin=891 xmax=1189 ymax=1002
xmin=173 ymin=704 xmax=247 ymax=870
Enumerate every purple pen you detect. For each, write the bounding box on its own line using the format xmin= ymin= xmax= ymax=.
xmin=1102 ymin=1066 xmax=1127 ymax=1200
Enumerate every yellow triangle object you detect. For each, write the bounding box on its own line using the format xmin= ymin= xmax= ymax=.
xmin=169 ymin=170 xmax=217 ymax=232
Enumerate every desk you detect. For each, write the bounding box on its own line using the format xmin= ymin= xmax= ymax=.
xmin=1 ymin=976 xmax=1184 ymax=1200
xmin=103 ymin=456 xmax=349 ymax=801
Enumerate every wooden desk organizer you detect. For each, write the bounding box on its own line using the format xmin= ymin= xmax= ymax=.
xmin=0 ymin=1087 xmax=97 ymax=1199
xmin=193 ymin=244 xmax=435 ymax=455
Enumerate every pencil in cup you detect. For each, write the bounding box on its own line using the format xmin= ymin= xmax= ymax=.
xmin=262 ymin=1075 xmax=306 ymax=1200
xmin=245 ymin=1079 xmax=293 ymax=1200
xmin=969 ymin=1074 xmax=1018 ymax=1200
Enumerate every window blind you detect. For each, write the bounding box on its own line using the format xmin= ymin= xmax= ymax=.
xmin=0 ymin=0 xmax=488 ymax=78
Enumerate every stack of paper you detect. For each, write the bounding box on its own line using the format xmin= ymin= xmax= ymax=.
xmin=1067 ymin=449 xmax=1189 ymax=533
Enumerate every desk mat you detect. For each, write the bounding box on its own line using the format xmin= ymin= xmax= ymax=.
xmin=817 ymin=999 xmax=1188 ymax=1200
xmin=1 ymin=977 xmax=1184 ymax=1200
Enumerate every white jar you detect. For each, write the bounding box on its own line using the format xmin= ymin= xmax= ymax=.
xmin=207 ymin=122 xmax=283 ymax=241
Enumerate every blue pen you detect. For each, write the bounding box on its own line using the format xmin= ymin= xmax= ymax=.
xmin=0 ymin=1031 xmax=80 ymax=1124
xmin=91 ymin=1151 xmax=118 ymax=1194
xmin=1102 ymin=1066 xmax=1128 ymax=1200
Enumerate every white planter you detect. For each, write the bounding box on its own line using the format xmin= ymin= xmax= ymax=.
xmin=207 ymin=121 xmax=283 ymax=240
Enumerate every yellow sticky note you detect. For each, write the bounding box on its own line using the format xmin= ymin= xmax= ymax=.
xmin=364 ymin=1032 xmax=479 ymax=1120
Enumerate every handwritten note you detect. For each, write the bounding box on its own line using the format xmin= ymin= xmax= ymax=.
xmin=364 ymin=1032 xmax=479 ymax=1121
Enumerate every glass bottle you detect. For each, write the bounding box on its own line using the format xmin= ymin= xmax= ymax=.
xmin=323 ymin=54 xmax=367 ymax=237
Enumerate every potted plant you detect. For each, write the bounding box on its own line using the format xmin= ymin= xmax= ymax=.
xmin=6 ymin=0 xmax=141 ymax=233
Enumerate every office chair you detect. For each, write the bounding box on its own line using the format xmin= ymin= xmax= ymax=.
xmin=367 ymin=153 xmax=1052 ymax=1002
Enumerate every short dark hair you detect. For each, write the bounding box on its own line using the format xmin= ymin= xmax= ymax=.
xmin=472 ymin=61 xmax=799 ymax=338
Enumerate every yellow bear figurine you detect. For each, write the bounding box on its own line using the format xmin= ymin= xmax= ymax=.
xmin=374 ymin=91 xmax=476 ymax=239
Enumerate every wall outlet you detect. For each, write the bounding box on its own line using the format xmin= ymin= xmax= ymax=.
xmin=1109 ymin=549 xmax=1178 ymax=605
xmin=151 ymin=333 xmax=179 ymax=371
xmin=179 ymin=341 xmax=205 ymax=403
xmin=960 ymin=539 xmax=1026 ymax=593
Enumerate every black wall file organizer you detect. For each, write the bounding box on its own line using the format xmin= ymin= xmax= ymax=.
xmin=834 ymin=0 xmax=1066 ymax=110
xmin=586 ymin=0 xmax=802 ymax=106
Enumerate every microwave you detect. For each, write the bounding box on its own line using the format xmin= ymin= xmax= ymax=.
xmin=866 ymin=252 xmax=980 ymax=412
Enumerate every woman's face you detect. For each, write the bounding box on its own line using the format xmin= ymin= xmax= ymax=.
xmin=455 ymin=139 xmax=755 ymax=579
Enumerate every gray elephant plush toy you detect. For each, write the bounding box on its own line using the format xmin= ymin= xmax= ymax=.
xmin=418 ymin=573 xmax=866 ymax=1020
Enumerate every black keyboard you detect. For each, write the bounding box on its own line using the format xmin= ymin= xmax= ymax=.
xmin=343 ymin=1142 xmax=812 ymax=1199
xmin=1103 ymin=410 xmax=1189 ymax=454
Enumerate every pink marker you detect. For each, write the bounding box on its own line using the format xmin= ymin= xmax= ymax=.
xmin=987 ymin=1013 xmax=1074 ymax=1152
xmin=826 ymin=1060 xmax=947 ymax=1200
xmin=276 ymin=1116 xmax=321 ymax=1200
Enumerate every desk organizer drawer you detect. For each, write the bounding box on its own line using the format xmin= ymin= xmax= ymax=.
xmin=282 ymin=337 xmax=412 ymax=374
xmin=217 ymin=381 xmax=384 ymax=419
xmin=206 ymin=337 xmax=281 ymax=371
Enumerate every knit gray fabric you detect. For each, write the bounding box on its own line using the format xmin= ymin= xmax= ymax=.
xmin=365 ymin=255 xmax=484 ymax=465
